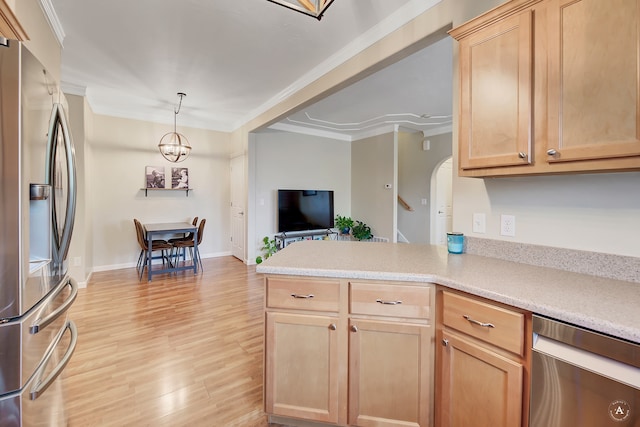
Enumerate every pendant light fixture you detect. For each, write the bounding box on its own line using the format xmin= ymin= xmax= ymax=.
xmin=158 ymin=92 xmax=191 ymax=163
xmin=267 ymin=0 xmax=336 ymax=20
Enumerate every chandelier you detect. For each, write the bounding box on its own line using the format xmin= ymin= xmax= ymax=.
xmin=158 ymin=92 xmax=191 ymax=163
xmin=267 ymin=0 xmax=336 ymax=20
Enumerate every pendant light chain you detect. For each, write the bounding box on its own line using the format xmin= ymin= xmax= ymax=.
xmin=158 ymin=92 xmax=191 ymax=163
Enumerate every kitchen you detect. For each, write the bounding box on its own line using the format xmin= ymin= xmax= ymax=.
xmin=2 ymin=0 xmax=640 ymax=426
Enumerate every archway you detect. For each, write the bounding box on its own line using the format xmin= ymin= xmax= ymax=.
xmin=430 ymin=157 xmax=452 ymax=245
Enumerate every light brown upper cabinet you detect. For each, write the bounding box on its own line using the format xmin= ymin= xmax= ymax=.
xmin=454 ymin=5 xmax=534 ymax=171
xmin=451 ymin=0 xmax=640 ymax=177
xmin=0 ymin=0 xmax=28 ymax=41
xmin=547 ymin=0 xmax=640 ymax=163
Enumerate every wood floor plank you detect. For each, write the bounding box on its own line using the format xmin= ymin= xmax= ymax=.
xmin=63 ymin=256 xmax=275 ymax=426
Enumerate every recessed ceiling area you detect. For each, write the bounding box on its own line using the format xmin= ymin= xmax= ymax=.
xmin=268 ymin=35 xmax=453 ymax=140
xmin=50 ymin=0 xmax=445 ymax=134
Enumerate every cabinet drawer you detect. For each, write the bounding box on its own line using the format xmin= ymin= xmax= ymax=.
xmin=442 ymin=291 xmax=524 ymax=356
xmin=266 ymin=277 xmax=340 ymax=312
xmin=349 ymin=282 xmax=431 ymax=319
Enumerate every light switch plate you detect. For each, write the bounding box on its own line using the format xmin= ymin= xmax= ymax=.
xmin=472 ymin=213 xmax=486 ymax=233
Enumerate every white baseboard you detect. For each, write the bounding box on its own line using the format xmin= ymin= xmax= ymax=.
xmin=90 ymin=251 xmax=233 ymax=274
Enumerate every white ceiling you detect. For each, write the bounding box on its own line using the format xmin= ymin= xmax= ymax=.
xmin=50 ymin=0 xmax=452 ymax=139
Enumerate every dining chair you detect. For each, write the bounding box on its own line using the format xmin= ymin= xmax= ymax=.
xmin=172 ymin=218 xmax=205 ymax=271
xmin=133 ymin=219 xmax=173 ymax=280
xmin=168 ymin=217 xmax=198 ymax=262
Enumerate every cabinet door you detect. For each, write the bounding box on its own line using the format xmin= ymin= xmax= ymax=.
xmin=265 ymin=312 xmax=340 ymax=423
xmin=547 ymin=0 xmax=640 ymax=163
xmin=348 ymin=319 xmax=432 ymax=427
xmin=458 ymin=10 xmax=533 ymax=170
xmin=438 ymin=330 xmax=523 ymax=427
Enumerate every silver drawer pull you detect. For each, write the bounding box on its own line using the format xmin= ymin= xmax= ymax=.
xmin=463 ymin=315 xmax=495 ymax=328
xmin=291 ymin=293 xmax=314 ymax=299
xmin=376 ymin=299 xmax=402 ymax=305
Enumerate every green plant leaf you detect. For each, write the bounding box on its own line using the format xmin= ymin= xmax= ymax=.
xmin=351 ymin=220 xmax=372 ymax=240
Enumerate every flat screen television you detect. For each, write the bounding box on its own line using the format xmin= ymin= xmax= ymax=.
xmin=278 ymin=189 xmax=334 ymax=232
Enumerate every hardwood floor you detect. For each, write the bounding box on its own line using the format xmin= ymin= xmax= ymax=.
xmin=63 ymin=256 xmax=274 ymax=426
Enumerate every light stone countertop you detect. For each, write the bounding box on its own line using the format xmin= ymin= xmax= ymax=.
xmin=256 ymin=240 xmax=640 ymax=343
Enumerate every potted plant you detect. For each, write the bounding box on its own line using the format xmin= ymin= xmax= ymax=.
xmin=351 ymin=220 xmax=373 ymax=241
xmin=334 ymin=215 xmax=354 ymax=235
xmin=256 ymin=236 xmax=278 ymax=264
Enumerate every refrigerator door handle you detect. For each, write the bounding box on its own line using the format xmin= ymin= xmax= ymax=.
xmin=46 ymin=102 xmax=77 ymax=267
xmin=30 ymin=277 xmax=78 ymax=334
xmin=30 ymin=320 xmax=78 ymax=400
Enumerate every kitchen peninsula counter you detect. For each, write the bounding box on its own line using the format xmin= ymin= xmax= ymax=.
xmin=256 ymin=240 xmax=640 ymax=343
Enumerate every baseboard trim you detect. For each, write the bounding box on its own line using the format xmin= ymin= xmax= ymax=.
xmin=90 ymin=251 xmax=233 ymax=274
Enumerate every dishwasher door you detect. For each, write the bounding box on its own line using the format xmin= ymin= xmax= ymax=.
xmin=530 ymin=315 xmax=640 ymax=427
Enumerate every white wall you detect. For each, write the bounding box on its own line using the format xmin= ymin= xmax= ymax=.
xmin=452 ymin=172 xmax=640 ymax=257
xmin=65 ymin=94 xmax=89 ymax=282
xmin=252 ymin=130 xmax=351 ymax=259
xmin=88 ymin=114 xmax=232 ymax=270
xmin=351 ymin=133 xmax=396 ymax=241
xmin=14 ymin=0 xmax=62 ymax=82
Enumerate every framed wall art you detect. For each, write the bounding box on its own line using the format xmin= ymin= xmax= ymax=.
xmin=171 ymin=167 xmax=189 ymax=189
xmin=145 ymin=166 xmax=165 ymax=189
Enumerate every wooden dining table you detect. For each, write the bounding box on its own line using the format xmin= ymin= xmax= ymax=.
xmin=143 ymin=222 xmax=198 ymax=281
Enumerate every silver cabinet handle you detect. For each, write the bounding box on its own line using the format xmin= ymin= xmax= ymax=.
xmin=329 ymin=324 xmax=337 ymax=330
xmin=547 ymin=148 xmax=557 ymax=156
xmin=291 ymin=293 xmax=314 ymax=299
xmin=442 ymin=339 xmax=449 ymax=347
xmin=518 ymin=152 xmax=527 ymax=159
xmin=351 ymin=325 xmax=358 ymax=332
xmin=463 ymin=315 xmax=495 ymax=328
xmin=376 ymin=299 xmax=402 ymax=305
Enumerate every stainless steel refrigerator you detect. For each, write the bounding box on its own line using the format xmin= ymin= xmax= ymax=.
xmin=0 ymin=41 xmax=78 ymax=426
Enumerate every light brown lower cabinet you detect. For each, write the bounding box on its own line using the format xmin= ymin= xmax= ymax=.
xmin=265 ymin=312 xmax=341 ymax=424
xmin=435 ymin=289 xmax=531 ymax=427
xmin=348 ymin=319 xmax=431 ymax=427
xmin=264 ymin=276 xmax=434 ymax=427
xmin=438 ymin=330 xmax=524 ymax=427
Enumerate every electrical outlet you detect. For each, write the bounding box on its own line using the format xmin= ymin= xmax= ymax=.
xmin=472 ymin=213 xmax=486 ymax=233
xmin=500 ymin=215 xmax=516 ymax=237
xmin=73 ymin=256 xmax=81 ymax=267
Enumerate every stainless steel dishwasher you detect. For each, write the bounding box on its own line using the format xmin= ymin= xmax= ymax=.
xmin=530 ymin=315 xmax=640 ymax=426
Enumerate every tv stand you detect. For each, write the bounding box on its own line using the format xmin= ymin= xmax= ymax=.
xmin=275 ymin=229 xmax=337 ymax=250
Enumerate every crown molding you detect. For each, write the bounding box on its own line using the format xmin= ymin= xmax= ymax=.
xmin=351 ymin=124 xmax=397 ymax=141
xmin=61 ymin=81 xmax=86 ymax=97
xmin=268 ymin=122 xmax=352 ymax=141
xmin=423 ymin=124 xmax=452 ymax=137
xmin=38 ymin=0 xmax=65 ymax=46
